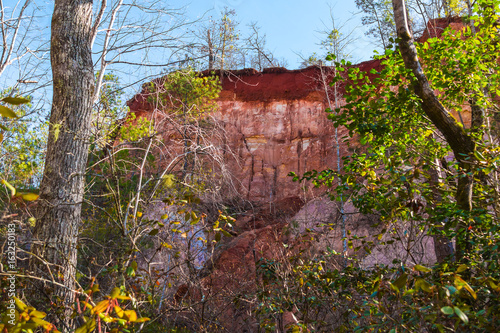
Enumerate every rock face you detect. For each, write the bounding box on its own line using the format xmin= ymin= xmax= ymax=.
xmin=125 ymin=20 xmax=465 ymax=328
xmin=127 ymin=63 xmax=383 ymax=202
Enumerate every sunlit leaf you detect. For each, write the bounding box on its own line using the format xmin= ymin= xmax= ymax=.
xmin=454 ymin=306 xmax=469 ymax=324
xmin=52 ymin=123 xmax=61 ymax=142
xmin=2 ymin=96 xmax=30 ymax=105
xmin=20 ymin=193 xmax=39 ymax=201
xmin=114 ymin=305 xmax=124 ymax=318
xmin=1 ymin=179 xmax=16 ymax=196
xmin=454 ymin=275 xmax=477 ymax=300
xmin=91 ymin=300 xmax=109 ymax=315
xmin=14 ymin=297 xmax=27 ymax=311
xmin=135 ymin=317 xmax=150 ymax=323
xmin=29 ymin=310 xmax=46 ymax=318
xmin=413 ymin=264 xmax=432 ymax=273
xmin=0 ymin=105 xmax=18 ymax=118
xmin=110 ymin=287 xmax=120 ymax=299
xmin=124 ymin=309 xmax=137 ymax=322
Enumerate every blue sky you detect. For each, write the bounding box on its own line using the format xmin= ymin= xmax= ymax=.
xmin=173 ymin=0 xmax=376 ymax=68
xmin=0 ymin=0 xmax=379 ymax=109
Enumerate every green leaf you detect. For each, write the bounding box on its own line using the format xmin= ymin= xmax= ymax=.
xmin=2 ymin=96 xmax=30 ymax=105
xmin=149 ymin=229 xmax=159 ymax=236
xmin=456 ymin=264 xmax=468 ymax=273
xmin=454 ymin=306 xmax=469 ymax=324
xmin=441 ymin=306 xmax=454 ymax=315
xmin=392 ymin=273 xmax=408 ymax=290
xmin=415 ymin=278 xmax=432 ymax=292
xmin=110 ymin=287 xmax=120 ymax=299
xmin=126 ymin=261 xmax=137 ymax=277
xmin=0 ymin=105 xmax=18 ymax=118
xmin=0 ymin=123 xmax=9 ymax=131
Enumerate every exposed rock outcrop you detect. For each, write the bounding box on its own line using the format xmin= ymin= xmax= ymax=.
xmin=127 ymin=63 xmax=382 ymax=202
xmin=126 ymin=18 xmax=470 ymax=331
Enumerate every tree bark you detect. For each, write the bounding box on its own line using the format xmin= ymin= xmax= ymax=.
xmin=30 ymin=0 xmax=94 ymax=328
xmin=392 ymin=0 xmax=476 ymax=260
xmin=207 ymin=30 xmax=214 ymax=71
xmin=429 ymin=157 xmax=455 ymax=263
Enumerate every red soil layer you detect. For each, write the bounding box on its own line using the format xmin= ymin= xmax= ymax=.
xmin=127 ymin=59 xmax=385 ymax=110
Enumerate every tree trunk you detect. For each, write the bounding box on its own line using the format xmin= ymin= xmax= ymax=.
xmin=30 ymin=0 xmax=94 ymax=328
xmin=392 ymin=0 xmax=476 ymax=261
xmin=429 ymin=157 xmax=455 ymax=262
xmin=207 ymin=30 xmax=214 ymax=71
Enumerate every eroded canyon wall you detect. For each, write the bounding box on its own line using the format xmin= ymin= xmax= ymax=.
xmin=127 ymin=63 xmax=384 ymax=202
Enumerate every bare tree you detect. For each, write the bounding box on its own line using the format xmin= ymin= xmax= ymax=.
xmin=245 ymin=22 xmax=277 ymax=70
xmin=195 ymin=7 xmax=241 ymax=72
xmin=0 ymin=0 xmax=51 ymax=97
xmin=356 ymin=0 xmax=396 ymax=49
xmin=90 ymin=0 xmax=193 ymax=103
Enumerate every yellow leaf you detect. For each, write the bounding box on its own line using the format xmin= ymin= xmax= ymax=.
xmin=136 ymin=211 xmax=142 ymax=218
xmin=124 ymin=309 xmax=137 ymax=322
xmin=135 ymin=317 xmax=150 ymax=323
xmin=0 ymin=132 xmax=3 ymax=143
xmin=21 ymin=193 xmax=39 ymax=201
xmin=114 ymin=305 xmax=124 ymax=318
xmin=52 ymin=123 xmax=61 ymax=142
xmin=1 ymin=179 xmax=16 ymax=196
xmin=30 ymin=317 xmax=51 ymax=327
xmin=162 ymin=174 xmax=175 ymax=188
xmin=91 ymin=300 xmax=109 ymax=315
xmin=454 ymin=275 xmax=477 ymax=300
xmin=29 ymin=309 xmax=46 ymax=318
xmin=115 ymin=295 xmax=131 ymax=300
xmin=80 ymin=301 xmax=93 ymax=310
xmin=28 ymin=217 xmax=36 ymax=226
xmin=14 ymin=297 xmax=27 ymax=311
xmin=0 ymin=105 xmax=18 ymax=118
